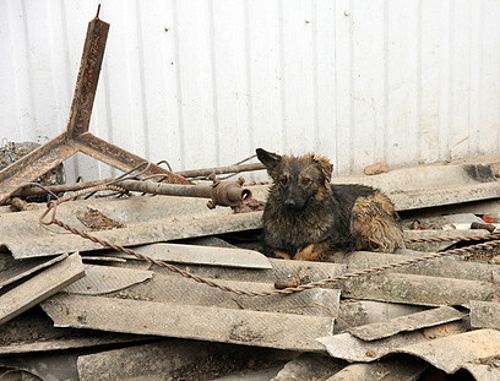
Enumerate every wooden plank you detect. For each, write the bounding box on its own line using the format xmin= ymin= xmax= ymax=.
xmin=0 ymin=253 xmax=85 ymax=326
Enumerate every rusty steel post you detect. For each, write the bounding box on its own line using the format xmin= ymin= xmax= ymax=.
xmin=0 ymin=8 xmax=190 ymax=204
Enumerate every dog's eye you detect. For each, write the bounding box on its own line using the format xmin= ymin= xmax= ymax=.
xmin=280 ymin=177 xmax=288 ymax=186
xmin=302 ymin=178 xmax=312 ymax=186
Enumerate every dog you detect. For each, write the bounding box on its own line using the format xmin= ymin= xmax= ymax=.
xmin=256 ymin=148 xmax=403 ymax=261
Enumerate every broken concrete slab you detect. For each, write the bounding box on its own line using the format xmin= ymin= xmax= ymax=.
xmin=271 ymin=353 xmax=344 ymax=381
xmin=397 ymin=329 xmax=500 ymax=374
xmin=469 ymin=300 xmax=500 ymax=329
xmin=115 ymin=242 xmax=272 ymax=269
xmin=324 ymin=356 xmax=428 ymax=381
xmin=0 ymin=253 xmax=68 ymax=290
xmin=318 ymin=321 xmax=466 ymax=362
xmin=0 ymin=253 xmax=85 ymax=326
xmin=42 ymin=293 xmax=333 ymax=352
xmin=347 ymin=306 xmax=465 ymax=341
xmin=63 ymin=264 xmax=153 ymax=295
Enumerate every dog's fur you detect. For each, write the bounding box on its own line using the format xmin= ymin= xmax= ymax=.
xmin=256 ymin=148 xmax=403 ymax=261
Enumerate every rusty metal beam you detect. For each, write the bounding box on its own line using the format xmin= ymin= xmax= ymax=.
xmin=0 ymin=10 xmax=190 ymax=204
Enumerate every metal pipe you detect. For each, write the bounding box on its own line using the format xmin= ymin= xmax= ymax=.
xmin=117 ymin=179 xmax=252 ymax=208
xmin=175 ymin=163 xmax=265 ymax=178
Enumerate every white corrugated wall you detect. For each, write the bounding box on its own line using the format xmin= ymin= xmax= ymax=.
xmin=1 ymin=0 xmax=499 ymax=182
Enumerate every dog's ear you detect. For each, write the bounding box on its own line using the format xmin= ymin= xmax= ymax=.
xmin=256 ymin=148 xmax=282 ymax=172
xmin=312 ymin=154 xmax=333 ymax=182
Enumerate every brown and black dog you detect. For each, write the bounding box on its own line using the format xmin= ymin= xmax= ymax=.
xmin=256 ymin=148 xmax=403 ymax=261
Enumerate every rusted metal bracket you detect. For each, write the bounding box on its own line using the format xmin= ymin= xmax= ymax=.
xmin=0 ymin=9 xmax=190 ymax=204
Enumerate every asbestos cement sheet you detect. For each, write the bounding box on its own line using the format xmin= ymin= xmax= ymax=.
xmin=469 ymin=300 xmax=500 ymax=330
xmin=347 ymin=306 xmax=465 ymax=341
xmin=461 ymin=363 xmax=500 ymax=381
xmin=396 ymin=329 xmax=500 ymax=374
xmin=0 ymin=253 xmax=68 ymax=290
xmin=271 ymin=353 xmax=344 ymax=381
xmin=63 ymin=265 xmax=153 ymax=295
xmin=42 ymin=293 xmax=333 ymax=352
xmin=95 ymin=271 xmax=341 ymax=317
xmin=340 ymin=272 xmax=499 ymax=306
xmin=318 ymin=322 xmax=466 ymax=362
xmin=0 ymin=308 xmax=150 ymax=355
xmin=116 ymin=242 xmax=272 ymax=269
xmin=0 ymin=195 xmax=263 ymax=259
xmin=325 ymin=356 xmax=428 ymax=381
xmin=344 ymin=250 xmax=499 ymax=283
xmin=0 ymin=253 xmax=85 ymax=326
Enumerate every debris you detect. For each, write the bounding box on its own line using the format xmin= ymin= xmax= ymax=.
xmin=76 ymin=207 xmax=123 ymax=230
xmin=76 ymin=340 xmax=290 ymax=381
xmin=396 ymin=329 xmax=500 ymax=374
xmin=271 ymin=353 xmax=344 ymax=381
xmin=114 ymin=242 xmax=272 ymax=269
xmin=364 ymin=161 xmax=389 ymax=175
xmin=325 ymin=356 xmax=428 ymax=381
xmin=0 ymin=253 xmax=84 ymax=326
xmin=63 ymin=265 xmax=153 ymax=295
xmin=0 ymin=196 xmax=264 ymax=259
xmin=340 ymin=271 xmax=499 ymax=306
xmin=41 ymin=293 xmax=334 ymax=352
xmin=318 ymin=321 xmax=467 ymax=362
xmin=0 ymin=253 xmax=68 ymax=290
xmin=469 ymin=300 xmax=500 ymax=330
xmin=347 ymin=306 xmax=465 ymax=341
xmin=471 ymin=221 xmax=496 ymax=233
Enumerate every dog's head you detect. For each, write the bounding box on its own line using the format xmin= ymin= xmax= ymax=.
xmin=256 ymin=148 xmax=333 ymax=209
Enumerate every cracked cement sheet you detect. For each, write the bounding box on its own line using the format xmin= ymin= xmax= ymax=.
xmin=461 ymin=363 xmax=500 ymax=381
xmin=340 ymin=272 xmax=499 ymax=306
xmin=88 ymin=270 xmax=341 ymax=317
xmin=0 ymin=195 xmax=263 ymax=259
xmin=77 ymin=339 xmax=292 ymax=381
xmin=318 ymin=321 xmax=466 ymax=362
xmin=469 ymin=300 xmax=500 ymax=330
xmin=0 ymin=308 xmax=151 ymax=355
xmin=325 ymin=356 xmax=428 ymax=381
xmin=0 ymin=252 xmax=68 ymax=290
xmin=271 ymin=353 xmax=344 ymax=381
xmin=250 ymin=161 xmax=500 ymax=211
xmin=42 ymin=293 xmax=333 ymax=352
xmin=63 ymin=265 xmax=153 ymax=295
xmin=0 ymin=253 xmax=85 ymax=326
xmin=395 ymin=329 xmax=500 ymax=374
xmin=114 ymin=242 xmax=272 ymax=269
xmin=347 ymin=306 xmax=465 ymax=341
xmin=344 ymin=250 xmax=499 ymax=283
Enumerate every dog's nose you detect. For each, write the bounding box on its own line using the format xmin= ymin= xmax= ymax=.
xmin=284 ymin=199 xmax=296 ymax=208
